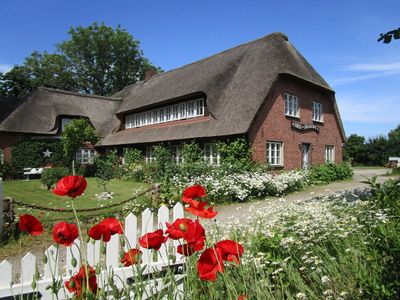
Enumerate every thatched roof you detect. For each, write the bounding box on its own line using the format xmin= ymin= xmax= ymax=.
xmin=0 ymin=87 xmax=122 ymax=137
xmin=99 ymin=32 xmax=343 ymax=146
xmin=0 ymin=97 xmax=25 ymax=124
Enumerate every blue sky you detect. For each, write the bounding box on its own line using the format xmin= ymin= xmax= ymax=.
xmin=1 ymin=0 xmax=399 ymax=138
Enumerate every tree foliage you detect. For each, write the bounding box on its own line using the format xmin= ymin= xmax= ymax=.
xmin=344 ymin=125 xmax=400 ymax=166
xmin=61 ymin=119 xmax=99 ymax=162
xmin=0 ymin=22 xmax=160 ymax=97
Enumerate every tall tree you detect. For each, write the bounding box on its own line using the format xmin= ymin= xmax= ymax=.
xmin=0 ymin=22 xmax=160 ymax=97
xmin=343 ymin=134 xmax=367 ymax=165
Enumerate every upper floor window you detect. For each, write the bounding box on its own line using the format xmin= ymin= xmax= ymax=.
xmin=171 ymin=145 xmax=184 ymax=164
xmin=284 ymin=93 xmax=299 ymax=118
xmin=125 ymin=98 xmax=205 ymax=129
xmin=76 ymin=148 xmax=96 ymax=164
xmin=266 ymin=141 xmax=283 ymax=166
xmin=204 ymin=143 xmax=220 ymax=166
xmin=325 ymin=145 xmax=335 ymax=163
xmin=312 ymin=101 xmax=323 ymax=122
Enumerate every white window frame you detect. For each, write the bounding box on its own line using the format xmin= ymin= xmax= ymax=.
xmin=75 ymin=148 xmax=96 ymax=164
xmin=0 ymin=148 xmax=3 ymax=164
xmin=312 ymin=101 xmax=323 ymax=122
xmin=204 ymin=143 xmax=220 ymax=166
xmin=266 ymin=141 xmax=283 ymax=166
xmin=171 ymin=145 xmax=184 ymax=164
xmin=325 ymin=145 xmax=335 ymax=163
xmin=284 ymin=93 xmax=299 ymax=118
xmin=145 ymin=146 xmax=154 ymax=163
xmin=124 ymin=98 xmax=206 ymax=129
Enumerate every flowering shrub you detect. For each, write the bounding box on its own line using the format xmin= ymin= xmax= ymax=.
xmin=169 ymin=169 xmax=308 ymax=203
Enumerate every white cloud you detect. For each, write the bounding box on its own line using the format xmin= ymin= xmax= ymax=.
xmin=330 ymin=69 xmax=400 ymax=86
xmin=337 ymin=93 xmax=400 ymax=123
xmin=339 ymin=62 xmax=400 ymax=72
xmin=0 ymin=63 xmax=12 ymax=73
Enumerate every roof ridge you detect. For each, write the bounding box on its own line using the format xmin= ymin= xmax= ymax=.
xmin=38 ymin=87 xmax=123 ymax=101
xmin=120 ymin=32 xmax=288 ymax=89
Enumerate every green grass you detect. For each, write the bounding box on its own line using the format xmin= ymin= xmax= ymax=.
xmin=3 ymin=178 xmax=150 ymax=223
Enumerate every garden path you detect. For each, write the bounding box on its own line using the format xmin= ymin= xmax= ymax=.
xmin=214 ymin=167 xmax=390 ymax=224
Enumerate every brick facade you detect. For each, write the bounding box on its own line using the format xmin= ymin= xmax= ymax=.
xmin=0 ymin=132 xmax=20 ymax=163
xmin=249 ymin=76 xmax=344 ymax=170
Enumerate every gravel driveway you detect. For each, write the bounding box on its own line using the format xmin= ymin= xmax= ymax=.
xmin=214 ymin=167 xmax=390 ymax=223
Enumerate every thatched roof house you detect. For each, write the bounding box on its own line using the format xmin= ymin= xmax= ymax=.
xmin=0 ymin=32 xmax=345 ymax=169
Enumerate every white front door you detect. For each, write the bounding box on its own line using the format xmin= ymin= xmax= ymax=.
xmin=302 ymin=143 xmax=310 ymax=170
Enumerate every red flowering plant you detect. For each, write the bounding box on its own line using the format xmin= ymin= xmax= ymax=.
xmin=18 ymin=214 xmax=44 ymax=236
xmin=65 ymin=265 xmax=98 ymax=298
xmin=182 ymin=185 xmax=218 ymax=219
xmin=88 ymin=218 xmax=124 ymax=242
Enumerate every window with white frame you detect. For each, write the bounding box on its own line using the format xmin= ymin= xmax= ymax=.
xmin=204 ymin=143 xmax=220 ymax=165
xmin=284 ymin=93 xmax=299 ymax=117
xmin=125 ymin=98 xmax=205 ymax=129
xmin=76 ymin=149 xmax=96 ymax=164
xmin=145 ymin=146 xmax=154 ymax=163
xmin=312 ymin=101 xmax=323 ymax=122
xmin=171 ymin=145 xmax=184 ymax=164
xmin=266 ymin=141 xmax=283 ymax=166
xmin=325 ymin=145 xmax=335 ymax=163
xmin=0 ymin=148 xmax=3 ymax=164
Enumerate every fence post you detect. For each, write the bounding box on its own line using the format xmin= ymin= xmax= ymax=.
xmin=0 ymin=178 xmax=3 ymax=239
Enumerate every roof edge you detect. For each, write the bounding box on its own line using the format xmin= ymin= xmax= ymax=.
xmin=38 ymin=87 xmax=123 ymax=101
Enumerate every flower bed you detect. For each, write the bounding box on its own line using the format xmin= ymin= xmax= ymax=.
xmin=170 ymin=169 xmax=308 ymax=202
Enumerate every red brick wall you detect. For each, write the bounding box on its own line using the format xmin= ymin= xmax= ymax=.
xmin=0 ymin=132 xmax=20 ymax=163
xmin=249 ymin=77 xmax=344 ymax=170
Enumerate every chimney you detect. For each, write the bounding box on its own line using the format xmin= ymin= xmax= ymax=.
xmin=144 ymin=69 xmax=158 ymax=81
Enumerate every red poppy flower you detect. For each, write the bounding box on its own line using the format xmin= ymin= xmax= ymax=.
xmin=65 ymin=265 xmax=98 ymax=297
xmin=238 ymin=296 xmax=247 ymax=300
xmin=121 ymin=248 xmax=142 ymax=266
xmin=53 ymin=176 xmax=87 ymax=198
xmin=197 ymin=247 xmax=224 ymax=281
xmin=139 ymin=229 xmax=168 ymax=250
xmin=52 ymin=221 xmax=79 ymax=246
xmin=215 ymin=240 xmax=244 ymax=264
xmin=88 ymin=218 xmax=123 ymax=242
xmin=182 ymin=185 xmax=207 ymax=204
xmin=18 ymin=214 xmax=44 ymax=236
xmin=185 ymin=199 xmax=218 ymax=219
xmin=166 ymin=218 xmax=206 ymax=254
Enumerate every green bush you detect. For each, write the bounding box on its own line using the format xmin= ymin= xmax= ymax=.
xmin=308 ymin=162 xmax=353 ymax=185
xmin=218 ymin=138 xmax=253 ymax=171
xmin=40 ymin=167 xmax=70 ymax=189
xmin=11 ymin=140 xmax=67 ymax=176
xmin=94 ymin=150 xmax=119 ymax=191
xmin=76 ymin=163 xmax=96 ymax=177
xmin=123 ymin=148 xmax=143 ymax=164
xmin=0 ymin=161 xmax=12 ymax=179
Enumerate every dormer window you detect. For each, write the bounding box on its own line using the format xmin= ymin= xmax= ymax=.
xmin=125 ymin=98 xmax=205 ymax=129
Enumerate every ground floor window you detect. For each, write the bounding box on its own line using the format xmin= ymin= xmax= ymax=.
xmin=0 ymin=148 xmax=3 ymax=163
xmin=325 ymin=145 xmax=335 ymax=163
xmin=204 ymin=143 xmax=220 ymax=165
xmin=76 ymin=148 xmax=96 ymax=164
xmin=266 ymin=141 xmax=283 ymax=166
xmin=171 ymin=145 xmax=183 ymax=164
xmin=145 ymin=146 xmax=154 ymax=163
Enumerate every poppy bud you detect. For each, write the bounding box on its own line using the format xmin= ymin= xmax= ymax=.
xmin=71 ymin=257 xmax=77 ymax=268
xmin=42 ymin=255 xmax=48 ymax=264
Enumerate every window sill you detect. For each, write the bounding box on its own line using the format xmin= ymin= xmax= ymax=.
xmin=312 ymin=119 xmax=324 ymax=124
xmin=285 ymin=114 xmax=300 ymax=120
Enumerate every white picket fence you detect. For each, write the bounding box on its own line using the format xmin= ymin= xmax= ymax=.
xmin=0 ymin=200 xmax=186 ymax=300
